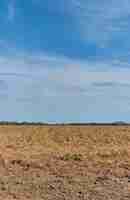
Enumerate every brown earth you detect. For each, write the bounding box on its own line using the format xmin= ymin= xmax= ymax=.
xmin=0 ymin=125 xmax=130 ymax=199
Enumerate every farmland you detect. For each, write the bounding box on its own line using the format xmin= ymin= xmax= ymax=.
xmin=0 ymin=125 xmax=130 ymax=199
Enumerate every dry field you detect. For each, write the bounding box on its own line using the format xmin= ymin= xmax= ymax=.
xmin=0 ymin=125 xmax=130 ymax=199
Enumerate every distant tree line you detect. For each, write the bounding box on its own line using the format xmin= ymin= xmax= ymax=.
xmin=0 ymin=121 xmax=129 ymax=126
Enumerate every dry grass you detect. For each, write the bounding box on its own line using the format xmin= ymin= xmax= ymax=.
xmin=0 ymin=125 xmax=130 ymax=199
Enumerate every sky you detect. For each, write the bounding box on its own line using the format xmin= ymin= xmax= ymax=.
xmin=0 ymin=0 xmax=130 ymax=122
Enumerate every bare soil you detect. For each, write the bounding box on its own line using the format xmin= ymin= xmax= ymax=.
xmin=0 ymin=125 xmax=130 ymax=199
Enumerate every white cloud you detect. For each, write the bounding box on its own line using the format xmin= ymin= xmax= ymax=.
xmin=1 ymin=52 xmax=130 ymax=88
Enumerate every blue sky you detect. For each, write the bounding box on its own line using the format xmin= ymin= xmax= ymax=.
xmin=0 ymin=0 xmax=130 ymax=122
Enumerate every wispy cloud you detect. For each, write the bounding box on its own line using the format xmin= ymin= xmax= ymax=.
xmin=71 ymin=0 xmax=130 ymax=51
xmin=0 ymin=52 xmax=130 ymax=122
